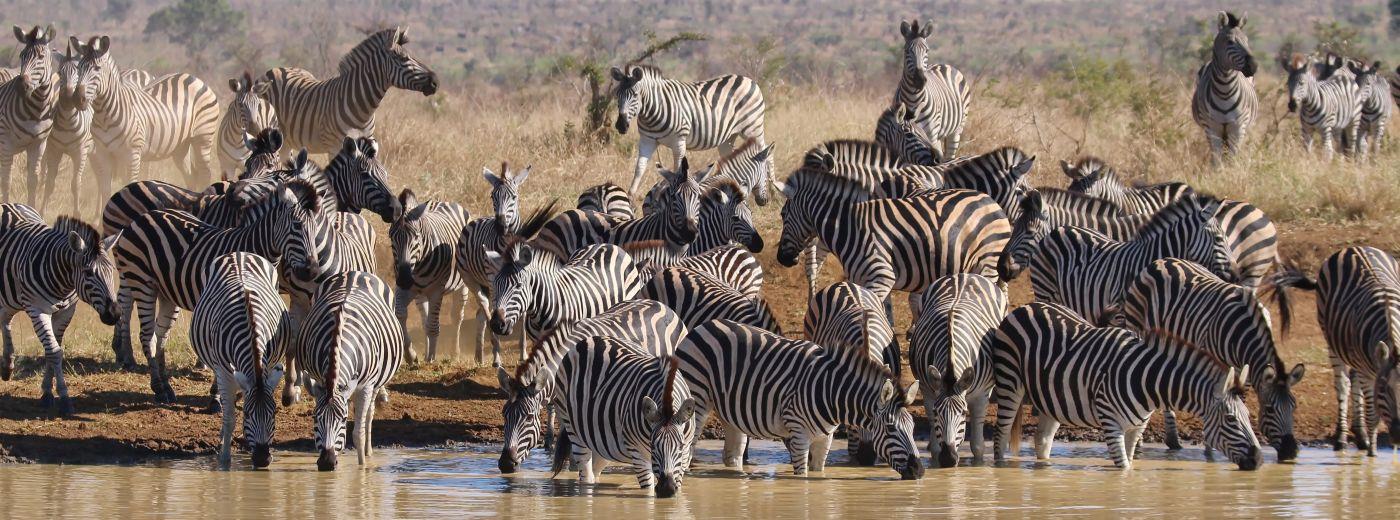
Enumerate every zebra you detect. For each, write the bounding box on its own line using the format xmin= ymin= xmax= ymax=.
xmin=642 ymin=264 xmax=782 ymax=334
xmin=0 ymin=26 xmax=58 ymax=205
xmin=72 ymin=36 xmax=221 ymax=189
xmin=451 ymin=167 xmax=538 ymax=365
xmin=262 ymin=27 xmax=437 ymax=155
xmin=577 ymin=182 xmax=633 ymax=220
xmin=1281 ymin=53 xmax=1366 ymax=160
xmin=1116 ymin=258 xmax=1305 ymax=461
xmin=802 ymin=282 xmax=897 ymax=465
xmin=534 ymin=160 xmax=707 ymax=261
xmin=610 ymin=64 xmax=769 ymax=203
xmin=907 ymin=274 xmax=1007 ymax=468
xmin=1269 ymin=247 xmax=1400 ymax=455
xmin=389 ymin=189 xmax=470 ymax=364
xmin=874 ymin=103 xmax=942 ymax=166
xmin=1191 ymin=12 xmax=1258 ymax=167
xmin=39 ymin=40 xmax=92 ymax=213
xmin=634 ymin=243 xmax=764 ymax=299
xmin=289 ymin=136 xmax=401 ymax=223
xmin=894 ymin=19 xmax=970 ymax=159
xmin=297 ymin=271 xmax=405 ymax=471
xmin=991 ymin=302 xmax=1263 ymax=470
xmin=497 ymin=299 xmax=687 ymax=474
xmin=995 ymin=188 xmax=1186 ymax=280
xmin=0 ymin=214 xmax=120 ymax=415
xmin=675 ymin=319 xmax=924 ymax=479
xmin=1027 ymin=192 xmax=1236 ymax=324
xmin=1061 ymin=157 xmax=1189 ymax=213
xmin=110 ymin=179 xmax=323 ymax=402
xmin=239 ymin=127 xmax=284 ymax=180
xmin=190 ymin=252 xmax=288 ymax=469
xmin=774 ymin=167 xmax=1009 ymax=302
xmin=554 ymin=337 xmax=696 ymax=496
xmin=216 ymin=71 xmax=278 ymax=180
xmin=484 ymin=240 xmax=644 ymax=353
xmin=1355 ymin=61 xmax=1391 ymax=160
xmin=639 ymin=138 xmax=774 ymax=215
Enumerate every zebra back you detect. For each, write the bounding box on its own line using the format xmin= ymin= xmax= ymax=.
xmin=577 ymin=182 xmax=633 ymax=220
xmin=803 ymin=282 xmax=893 ymax=365
xmin=643 ymin=265 xmax=781 ymax=334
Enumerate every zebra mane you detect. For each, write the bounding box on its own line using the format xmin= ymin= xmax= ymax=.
xmin=1035 ymin=186 xmax=1126 ymax=217
xmin=784 ymin=164 xmax=877 ymax=200
xmin=703 ymin=177 xmax=747 ymax=204
xmin=517 ymin=199 xmax=561 ymax=240
xmin=338 ymin=28 xmax=398 ymax=76
xmin=714 ymin=138 xmax=759 ymax=172
xmin=53 ymin=216 xmax=100 ymax=254
xmin=659 ymin=356 xmax=681 ymax=421
xmin=620 ymin=239 xmax=669 ymax=254
xmin=515 ymin=319 xmax=574 ymax=383
xmin=1135 ymin=192 xmax=1217 ymax=237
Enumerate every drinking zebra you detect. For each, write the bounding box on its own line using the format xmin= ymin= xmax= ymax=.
xmin=610 ymin=65 xmax=769 ymax=203
xmin=642 ymin=265 xmax=782 ymax=334
xmin=554 ymin=338 xmax=695 ymax=496
xmin=216 ymin=72 xmax=278 ymax=179
xmin=1116 ymin=258 xmax=1305 ymax=461
xmin=0 ymin=213 xmax=119 ymax=415
xmin=893 ymin=19 xmax=970 ymax=159
xmin=0 ymin=26 xmax=58 ymax=205
xmin=991 ymin=302 xmax=1263 ymax=470
xmin=803 ymin=282 xmax=897 ymax=465
xmin=908 ymin=274 xmax=1007 ymax=467
xmin=262 ymin=27 xmax=437 ymax=155
xmin=1281 ymin=53 xmax=1367 ymax=160
xmin=72 ymin=36 xmax=221 ymax=189
xmin=390 ymin=189 xmax=471 ymax=364
xmin=297 ymin=271 xmax=405 ymax=471
xmin=111 ymin=179 xmax=323 ymax=402
xmin=497 ymin=299 xmax=687 ymax=474
xmin=1191 ymin=12 xmax=1258 ymax=167
xmin=190 ymin=252 xmax=288 ymax=468
xmin=1027 ymin=193 xmax=1236 ymax=324
xmin=675 ymin=319 xmax=923 ymax=479
xmin=1270 ymin=247 xmax=1400 ymax=455
xmin=576 ymin=182 xmax=632 ymax=219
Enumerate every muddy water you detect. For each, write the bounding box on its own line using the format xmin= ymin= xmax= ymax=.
xmin=1 ymin=441 xmax=1397 ymax=518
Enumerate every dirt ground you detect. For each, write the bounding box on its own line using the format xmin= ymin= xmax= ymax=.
xmin=2 ymin=219 xmax=1397 ymax=464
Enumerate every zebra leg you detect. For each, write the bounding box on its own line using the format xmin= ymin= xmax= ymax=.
xmin=40 ymin=149 xmax=62 ymax=213
xmin=453 ymin=289 xmax=467 ymax=358
xmin=217 ymin=371 xmax=237 ymax=470
xmin=721 ymin=422 xmax=748 ymax=470
xmin=1300 ymin=128 xmax=1314 ymax=155
xmin=784 ymin=433 xmax=813 ymax=476
xmin=29 ymin=309 xmax=75 ymax=416
xmin=1033 ymin=411 xmax=1060 ymax=460
xmin=124 ymin=149 xmax=142 ymax=184
xmin=1321 ymin=128 xmax=1336 ymax=162
xmin=1348 ymin=371 xmax=1369 ymax=452
xmin=205 ymin=379 xmax=222 ymax=414
xmin=627 ymin=137 xmax=659 ymax=200
xmin=1330 ymin=354 xmax=1352 ymax=451
xmin=23 ymin=141 xmax=44 ymax=207
xmin=1224 ymin=122 xmax=1246 ymax=162
xmin=0 ymin=153 xmax=14 ymax=203
xmin=193 ymin=137 xmax=218 ymax=188
xmin=993 ymin=387 xmax=1025 ymax=462
xmin=1162 ymin=408 xmax=1183 ymax=450
xmin=1357 ymin=376 xmax=1379 ymax=457
xmin=366 ymin=398 xmax=377 ymax=458
xmin=1102 ymin=420 xmax=1131 ymax=470
xmin=425 ymin=292 xmax=444 ymax=362
xmin=1204 ymin=127 xmax=1226 ymax=168
xmin=282 ymin=299 xmax=308 ymax=407
xmin=809 ymin=432 xmax=834 ymax=473
xmin=942 ymin=133 xmax=960 ymax=161
xmin=0 ymin=310 xmax=14 ymax=381
xmin=392 ymin=287 xmax=418 ymax=364
xmin=150 ymin=299 xmax=180 ymax=403
xmin=882 ymin=296 xmax=901 ymax=377
xmin=634 ymin=458 xmax=655 ymax=489
xmin=353 ymin=389 xmax=372 ymax=465
xmin=968 ymin=390 xmax=990 ymax=466
xmin=921 ymin=381 xmax=938 ymax=455
xmin=112 ymin=285 xmax=137 ymax=370
xmin=1124 ymin=425 xmax=1145 ymax=462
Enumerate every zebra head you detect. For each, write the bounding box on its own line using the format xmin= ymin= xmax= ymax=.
xmin=72 ymin=36 xmax=116 ymax=103
xmin=925 ymin=365 xmax=976 ymax=468
xmin=1213 ymin=12 xmax=1255 ymax=78
xmin=245 ymin=171 xmax=326 ymax=282
xmin=311 ymin=373 xmax=350 ymax=471
xmin=867 ymin=378 xmax=923 ymax=480
xmin=611 ymin=65 xmax=647 ymax=134
xmin=235 ymin=358 xmax=284 ymax=469
xmin=483 ymin=162 xmax=531 ymax=236
xmin=882 ymin=105 xmax=941 ymax=166
xmin=714 ymin=181 xmax=765 ymax=253
xmin=997 ymin=189 xmax=1045 ymax=282
xmin=1349 ymin=61 xmax=1380 ymax=106
xmin=657 ymin=158 xmax=709 ymax=246
xmin=497 ymin=363 xmax=546 ymax=474
xmin=330 ymin=136 xmax=401 ymax=223
xmin=57 ymin=217 xmax=120 ymax=326
xmin=1257 ymin=361 xmax=1306 ymax=462
xmin=1061 ymin=157 xmax=1114 ymax=196
xmin=485 ymin=240 xmax=535 ymax=336
xmin=389 ymin=188 xmax=429 ymax=289
xmin=1281 ymin=53 xmax=1317 ymax=113
xmin=241 ymin=128 xmax=284 ymax=180
xmin=55 ymin=39 xmax=91 ymax=110
xmin=898 ymin=19 xmax=934 ymax=87
xmin=228 ymin=71 xmax=278 ymax=139
xmin=13 ymin=25 xmax=55 ymax=94
xmin=643 ymin=358 xmax=696 ymax=498
xmin=351 ymin=26 xmax=438 ymax=96
xmin=774 ymin=153 xmax=840 ymax=267
xmin=1202 ymin=365 xmax=1263 ymax=471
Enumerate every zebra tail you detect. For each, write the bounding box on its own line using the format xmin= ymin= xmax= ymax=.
xmin=1261 ymin=259 xmax=1318 ymax=336
xmin=1008 ymin=403 xmax=1025 ymax=455
xmin=550 ymin=427 xmax=571 ymax=477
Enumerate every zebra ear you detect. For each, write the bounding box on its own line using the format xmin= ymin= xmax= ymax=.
xmin=405 ymin=202 xmax=429 ymax=222
xmin=1059 ymin=159 xmax=1079 ymax=179
xmin=641 ymin=396 xmax=662 ymax=425
xmin=397 ymin=188 xmax=418 ymax=215
xmin=251 ymin=79 xmax=271 ymax=97
xmin=12 ymin=26 xmax=24 ymax=44
xmin=752 ymin=142 xmax=775 ymax=163
xmin=94 ymin=36 xmax=110 ymax=57
xmin=341 ymin=137 xmax=357 ymax=157
xmin=229 ymin=77 xmax=243 ymax=93
xmin=774 ymin=179 xmax=795 ymax=199
xmin=395 ymin=26 xmax=409 ymax=46
xmin=37 ymin=25 xmax=54 ymax=44
xmin=1288 ymin=363 xmax=1306 ymax=385
xmin=674 ymin=398 xmax=698 ymax=424
xmin=362 ymin=137 xmax=379 ymax=159
xmin=1217 ymin=11 xmax=1229 ymax=29
xmin=899 ymin=20 xmax=911 ymax=38
xmin=1236 ymin=364 xmax=1250 ymax=390
xmin=68 ymin=36 xmax=81 ymax=56
xmin=629 ymin=66 xmax=643 ymax=82
xmin=512 ymin=165 xmax=532 ymax=187
xmin=953 ymin=368 xmax=975 ymax=394
xmin=902 ymin=381 xmax=919 ymax=406
xmin=266 ymin=129 xmax=283 ymax=153
xmin=693 ymin=163 xmax=716 ymax=184
xmin=610 ymin=66 xmax=627 ymax=83
xmin=1237 ymin=14 xmax=1246 ymax=28
xmin=294 ymin=149 xmax=310 ymax=170
xmin=482 ymin=167 xmax=502 ymax=189
xmin=1011 ymin=156 xmax=1035 ymax=180
xmin=100 ymin=232 xmax=120 ymax=252
xmin=243 ymin=132 xmax=256 ymax=152
xmin=919 ymin=20 xmax=934 ymax=38
xmin=483 ymin=250 xmax=504 ymax=273
xmin=66 ymin=231 xmax=87 ymax=254
xmin=1220 ymin=367 xmax=1236 ymax=396
xmin=495 ymin=363 xmax=514 ymax=399
xmin=879 ymin=379 xmax=896 ymax=403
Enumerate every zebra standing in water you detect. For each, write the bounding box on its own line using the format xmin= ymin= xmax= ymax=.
xmin=190 ymin=253 xmax=288 ymax=469
xmin=1116 ymin=258 xmax=1305 ymax=461
xmin=893 ymin=19 xmax=970 ymax=159
xmin=675 ymin=319 xmax=924 ymax=479
xmin=0 ymin=214 xmax=120 ymax=415
xmin=1191 ymin=12 xmax=1258 ymax=167
xmin=390 ymin=189 xmax=470 ymax=363
xmin=497 ymin=299 xmax=687 ymax=474
xmin=72 ymin=36 xmax=222 ymax=189
xmin=298 ymin=271 xmax=405 ymax=471
xmin=1281 ymin=54 xmax=1367 ymax=160
xmin=1270 ymin=247 xmax=1400 ymax=455
xmin=216 ymin=72 xmax=278 ymax=179
xmin=0 ymin=26 xmax=58 ymax=205
xmin=577 ymin=182 xmax=633 ymax=219
xmin=991 ymin=302 xmax=1263 ymax=470
xmin=802 ymin=282 xmax=896 ymax=465
xmin=262 ymin=27 xmax=437 ymax=155
xmin=610 ymin=65 xmax=769 ymax=203
xmin=111 ymin=179 xmax=323 ymax=402
xmin=908 ymin=274 xmax=1006 ymax=468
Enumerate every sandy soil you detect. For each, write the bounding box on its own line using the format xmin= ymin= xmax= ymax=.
xmin=1 ymin=219 xmax=1396 ymax=464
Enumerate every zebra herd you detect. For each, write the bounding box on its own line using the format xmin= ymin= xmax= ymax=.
xmin=0 ymin=14 xmax=1396 ymax=497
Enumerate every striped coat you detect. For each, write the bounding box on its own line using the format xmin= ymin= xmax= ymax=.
xmin=262 ymin=27 xmax=437 ymax=155
xmin=894 ymin=20 xmax=970 ymax=159
xmin=1191 ymin=12 xmax=1258 ymax=166
xmin=643 ymin=265 xmax=782 ymax=334
xmin=216 ymin=72 xmax=278 ymax=179
xmin=1282 ymin=53 xmax=1365 ymax=160
xmin=484 ymin=241 xmax=643 ymax=345
xmin=0 ymin=26 xmax=58 ymax=205
xmin=390 ymin=190 xmax=471 ymax=364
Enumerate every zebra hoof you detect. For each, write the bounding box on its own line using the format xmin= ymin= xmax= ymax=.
xmin=1164 ymin=439 xmax=1183 ymax=451
xmin=40 ymin=393 xmax=54 ymax=409
xmin=57 ymin=397 xmax=75 ymax=417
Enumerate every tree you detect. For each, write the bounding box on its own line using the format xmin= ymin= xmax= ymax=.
xmin=566 ymin=32 xmax=707 ymax=144
xmin=144 ymin=0 xmax=245 ymax=71
xmin=1390 ymin=0 xmax=1400 ymax=37
xmin=104 ymin=0 xmax=134 ymax=22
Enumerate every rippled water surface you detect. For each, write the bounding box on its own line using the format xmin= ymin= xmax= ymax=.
xmin=2 ymin=441 xmax=1398 ymax=518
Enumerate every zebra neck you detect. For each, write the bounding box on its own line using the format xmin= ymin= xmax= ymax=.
xmin=92 ymin=67 xmax=139 ymax=122
xmin=312 ymin=159 xmax=352 ymax=211
xmin=331 ymin=65 xmax=393 ymax=127
xmin=635 ymin=80 xmax=683 ymax=129
xmin=36 ymin=236 xmax=79 ymax=295
xmin=236 ymin=207 xmax=293 ymax=261
xmin=1207 ymin=61 xmax=1245 ymax=84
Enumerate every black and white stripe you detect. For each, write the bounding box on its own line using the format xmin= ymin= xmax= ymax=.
xmin=802 ymin=282 xmax=898 ymax=465
xmin=39 ymin=40 xmax=91 ymax=213
xmin=190 ymin=252 xmax=288 ymax=468
xmin=643 ymin=265 xmax=782 ymax=334
xmin=297 ymin=271 xmax=405 ymax=471
xmin=0 ymin=26 xmax=58 ymax=205
xmin=577 ymin=182 xmax=632 ymax=220
xmin=874 ymin=104 xmax=942 ymax=166
xmin=217 ymin=72 xmax=278 ymax=180
xmin=1281 ymin=53 xmax=1366 ymax=160
xmin=991 ymin=302 xmax=1263 ymax=470
xmin=390 ymin=189 xmax=471 ymax=364
xmin=894 ymin=19 xmax=969 ymax=159
xmin=262 ymin=27 xmax=436 ymax=155
xmin=1191 ymin=12 xmax=1258 ymax=166
xmin=484 ymin=241 xmax=643 ymax=346
xmin=634 ymin=243 xmax=764 ymax=299
xmin=0 ymin=213 xmax=119 ymax=415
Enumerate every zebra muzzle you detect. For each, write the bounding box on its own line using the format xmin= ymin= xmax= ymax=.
xmin=654 ymin=477 xmax=678 ymax=498
xmin=489 ymin=314 xmax=511 ymax=336
xmin=1235 ymin=445 xmax=1262 ymax=471
xmin=498 ymin=449 xmax=517 ymax=474
xmin=615 ymin=118 xmax=629 ymax=134
xmin=937 ymin=444 xmax=960 ymax=468
xmin=1276 ymin=435 xmax=1298 ymax=462
xmin=898 ymin=456 xmax=925 ymax=480
xmin=251 ymin=444 xmax=272 ymax=468
xmin=1287 ymin=99 xmax=1297 ymax=113
xmin=317 ymin=449 xmax=338 ymax=471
